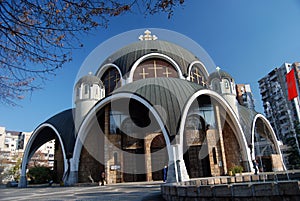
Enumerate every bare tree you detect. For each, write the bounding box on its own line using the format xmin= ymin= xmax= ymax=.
xmin=0 ymin=0 xmax=185 ymax=105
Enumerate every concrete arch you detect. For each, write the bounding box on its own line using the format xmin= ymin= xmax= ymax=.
xmin=128 ymin=53 xmax=184 ymax=82
xmin=251 ymin=114 xmax=285 ymax=169
xmin=19 ymin=123 xmax=67 ymax=187
xmin=178 ymin=89 xmax=251 ymax=170
xmin=70 ymin=92 xmax=173 ymax=184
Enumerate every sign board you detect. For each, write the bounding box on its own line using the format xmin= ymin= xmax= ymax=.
xmin=110 ymin=165 xmax=121 ymax=170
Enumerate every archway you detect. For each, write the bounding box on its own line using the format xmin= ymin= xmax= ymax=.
xmin=73 ymin=92 xmax=173 ymax=184
xmin=179 ymin=90 xmax=251 ymax=178
xmin=183 ymin=113 xmax=211 ymax=178
xmin=19 ymin=124 xmax=67 ymax=187
xmin=252 ymin=114 xmax=284 ymax=172
xmin=150 ymin=134 xmax=168 ymax=181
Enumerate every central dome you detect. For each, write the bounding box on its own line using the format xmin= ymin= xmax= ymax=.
xmin=97 ymin=39 xmax=201 ymax=77
xmin=94 ymin=30 xmax=210 ymax=96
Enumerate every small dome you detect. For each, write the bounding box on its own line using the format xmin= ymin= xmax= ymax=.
xmin=207 ymin=68 xmax=234 ymax=83
xmin=75 ymin=73 xmax=103 ymax=88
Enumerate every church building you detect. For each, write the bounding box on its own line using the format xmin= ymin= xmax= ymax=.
xmin=19 ymin=30 xmax=284 ymax=187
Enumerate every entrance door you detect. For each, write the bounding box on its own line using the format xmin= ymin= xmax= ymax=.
xmin=184 ymin=145 xmax=211 ymax=178
xmin=260 ymin=156 xmax=272 ymax=172
xmin=151 ymin=134 xmax=168 ymax=181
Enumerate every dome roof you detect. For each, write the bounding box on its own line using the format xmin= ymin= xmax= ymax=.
xmin=76 ymin=73 xmax=103 ymax=88
xmin=208 ymin=69 xmax=234 ymax=82
xmin=98 ymin=40 xmax=201 ymax=76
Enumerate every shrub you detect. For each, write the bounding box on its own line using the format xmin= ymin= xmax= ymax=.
xmin=229 ymin=165 xmax=243 ymax=175
xmin=27 ymin=166 xmax=52 ymax=184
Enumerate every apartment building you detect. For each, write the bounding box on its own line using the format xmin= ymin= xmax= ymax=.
xmin=0 ymin=126 xmax=55 ymax=183
xmin=258 ymin=62 xmax=300 ymax=168
xmin=258 ymin=63 xmax=300 ymax=142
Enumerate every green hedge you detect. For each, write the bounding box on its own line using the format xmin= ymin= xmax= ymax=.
xmin=28 ymin=166 xmax=52 ymax=184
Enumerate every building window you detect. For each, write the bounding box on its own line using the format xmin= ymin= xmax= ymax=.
xmin=224 ymin=80 xmax=230 ymax=89
xmin=133 ymin=59 xmax=178 ymax=81
xmin=84 ymin=85 xmax=89 ymax=94
xmin=190 ymin=65 xmax=207 ymax=86
xmin=212 ymin=147 xmax=217 ymax=164
xmin=76 ymin=88 xmax=80 ymax=97
xmin=101 ymin=68 xmax=121 ymax=95
xmin=110 ymin=111 xmax=125 ymax=134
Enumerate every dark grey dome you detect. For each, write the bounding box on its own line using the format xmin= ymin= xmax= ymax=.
xmin=98 ymin=40 xmax=201 ymax=76
xmin=208 ymin=69 xmax=234 ymax=82
xmin=76 ymin=73 xmax=103 ymax=88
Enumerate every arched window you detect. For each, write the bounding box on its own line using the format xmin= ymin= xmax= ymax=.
xmin=224 ymin=80 xmax=230 ymax=89
xmin=76 ymin=87 xmax=80 ymax=97
xmin=189 ymin=65 xmax=207 ymax=87
xmin=133 ymin=59 xmax=178 ymax=81
xmin=101 ymin=68 xmax=121 ymax=95
xmin=223 ymin=79 xmax=232 ymax=94
xmin=84 ymin=84 xmax=89 ymax=94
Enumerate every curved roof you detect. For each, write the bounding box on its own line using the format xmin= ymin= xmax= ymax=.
xmin=29 ymin=109 xmax=76 ymax=157
xmin=237 ymin=105 xmax=258 ymax=144
xmin=75 ymin=74 xmax=103 ymax=88
xmin=113 ymin=77 xmax=204 ymax=138
xmin=99 ymin=40 xmax=201 ymax=76
xmin=208 ymin=69 xmax=234 ymax=82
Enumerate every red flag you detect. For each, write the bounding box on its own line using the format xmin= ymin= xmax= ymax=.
xmin=286 ymin=68 xmax=298 ymax=100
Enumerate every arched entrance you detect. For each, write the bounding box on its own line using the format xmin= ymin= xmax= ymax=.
xmin=150 ymin=134 xmax=168 ymax=181
xmin=72 ymin=93 xmax=173 ymax=184
xmin=252 ymin=115 xmax=284 ymax=172
xmin=179 ymin=91 xmax=252 ymax=179
xmin=183 ymin=96 xmax=213 ymax=178
xmin=19 ymin=124 xmax=69 ymax=187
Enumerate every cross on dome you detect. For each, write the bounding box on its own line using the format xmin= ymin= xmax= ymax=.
xmin=139 ymin=30 xmax=158 ymax=41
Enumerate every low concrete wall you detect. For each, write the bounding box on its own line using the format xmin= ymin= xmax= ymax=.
xmin=161 ymin=181 xmax=300 ymax=201
xmin=161 ymin=172 xmax=300 ymax=201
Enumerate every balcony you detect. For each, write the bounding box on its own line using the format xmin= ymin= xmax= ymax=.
xmin=279 ymin=115 xmax=287 ymax=121
xmin=270 ymin=74 xmax=278 ymax=81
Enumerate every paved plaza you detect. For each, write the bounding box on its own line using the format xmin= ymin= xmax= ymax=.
xmin=0 ymin=182 xmax=164 ymax=201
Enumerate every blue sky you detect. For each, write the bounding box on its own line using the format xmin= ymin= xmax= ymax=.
xmin=1 ymin=0 xmax=300 ymax=132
